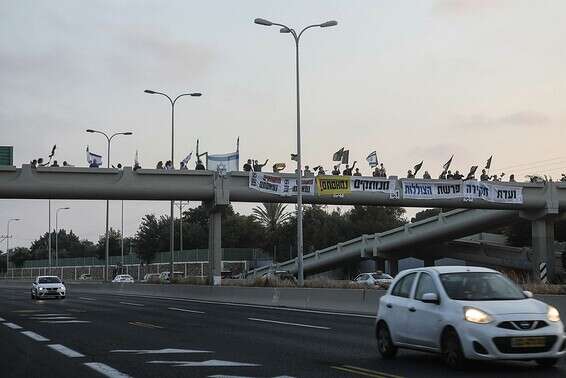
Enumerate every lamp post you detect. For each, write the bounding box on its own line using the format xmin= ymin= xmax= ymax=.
xmin=86 ymin=129 xmax=133 ymax=281
xmin=55 ymin=207 xmax=70 ymax=267
xmin=6 ymin=218 xmax=20 ymax=276
xmin=48 ymin=200 xmax=52 ymax=271
xmin=254 ymin=17 xmax=337 ymax=286
xmin=121 ymin=200 xmax=124 ymax=267
xmin=144 ymin=89 xmax=201 ymax=277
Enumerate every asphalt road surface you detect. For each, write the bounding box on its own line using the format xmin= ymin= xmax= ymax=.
xmin=1 ymin=287 xmax=565 ymax=378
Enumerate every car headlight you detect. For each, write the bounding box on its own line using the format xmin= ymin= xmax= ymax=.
xmin=548 ymin=305 xmax=560 ymax=322
xmin=38 ymin=287 xmax=45 ymax=291
xmin=464 ymin=307 xmax=493 ymax=324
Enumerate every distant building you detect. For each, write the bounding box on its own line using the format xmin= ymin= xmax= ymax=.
xmin=0 ymin=146 xmax=13 ymax=166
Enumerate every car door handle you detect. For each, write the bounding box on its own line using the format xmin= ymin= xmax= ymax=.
xmin=408 ymin=307 xmax=416 ymax=312
xmin=386 ymin=303 xmax=392 ymax=309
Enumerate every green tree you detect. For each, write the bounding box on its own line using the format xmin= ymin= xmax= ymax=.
xmin=411 ymin=208 xmax=442 ymax=223
xmin=252 ymin=203 xmax=291 ymax=259
xmin=95 ymin=228 xmax=122 ymax=259
xmin=10 ymin=247 xmax=31 ymax=268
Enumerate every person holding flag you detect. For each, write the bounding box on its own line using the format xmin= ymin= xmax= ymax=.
xmin=86 ymin=146 xmax=102 ymax=168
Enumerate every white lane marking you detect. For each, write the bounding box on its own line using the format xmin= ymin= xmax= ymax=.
xmin=48 ymin=344 xmax=85 ymax=358
xmin=115 ymin=293 xmax=375 ymax=318
xmin=21 ymin=331 xmax=50 ymax=342
xmin=209 ymin=376 xmax=295 ymax=378
xmin=84 ymin=362 xmax=132 ymax=378
xmin=111 ymin=348 xmax=211 ymax=354
xmin=0 ymin=317 xmax=5 ymax=321
xmin=29 ymin=313 xmax=69 ymax=317
xmin=248 ymin=317 xmax=330 ymax=330
xmin=31 ymin=316 xmax=76 ymax=320
xmin=79 ymin=297 xmax=96 ymax=301
xmin=4 ymin=322 xmax=22 ymax=330
xmin=168 ymin=307 xmax=205 ymax=314
xmin=40 ymin=320 xmax=91 ymax=324
xmin=148 ymin=359 xmax=260 ymax=367
xmin=119 ymin=301 xmax=144 ymax=307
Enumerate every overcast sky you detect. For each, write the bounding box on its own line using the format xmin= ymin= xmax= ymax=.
xmin=1 ymin=0 xmax=565 ymax=249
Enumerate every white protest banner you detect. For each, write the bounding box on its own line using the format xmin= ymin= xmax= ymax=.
xmin=207 ymin=151 xmax=239 ymax=172
xmin=351 ymin=177 xmax=395 ymax=194
xmin=463 ymin=181 xmax=523 ymax=204
xmin=402 ymin=180 xmax=463 ymax=200
xmin=249 ymin=172 xmax=315 ymax=197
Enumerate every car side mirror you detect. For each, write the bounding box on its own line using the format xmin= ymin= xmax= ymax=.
xmin=523 ymin=290 xmax=533 ymax=298
xmin=62 ymin=281 xmax=65 ymax=285
xmin=421 ymin=292 xmax=440 ymax=304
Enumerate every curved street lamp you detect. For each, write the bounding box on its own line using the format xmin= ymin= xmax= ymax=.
xmin=144 ymin=89 xmax=201 ymax=278
xmin=254 ymin=17 xmax=338 ymax=286
xmin=86 ymin=129 xmax=133 ymax=281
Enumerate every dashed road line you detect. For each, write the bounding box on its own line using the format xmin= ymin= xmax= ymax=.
xmin=31 ymin=316 xmax=75 ymax=320
xmin=168 ymin=307 xmax=205 ymax=314
xmin=4 ymin=322 xmax=23 ymax=330
xmin=28 ymin=313 xmax=69 ymax=317
xmin=79 ymin=297 xmax=96 ymax=301
xmin=84 ymin=362 xmax=132 ymax=378
xmin=21 ymin=331 xmax=50 ymax=342
xmin=12 ymin=309 xmax=42 ymax=313
xmin=119 ymin=301 xmax=144 ymax=307
xmin=128 ymin=321 xmax=163 ymax=329
xmin=40 ymin=320 xmax=91 ymax=324
xmin=48 ymin=344 xmax=85 ymax=358
xmin=0 ymin=317 xmax=5 ymax=321
xmin=248 ymin=317 xmax=330 ymax=330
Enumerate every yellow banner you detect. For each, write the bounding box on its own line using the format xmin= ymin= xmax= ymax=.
xmin=316 ymin=176 xmax=351 ymax=195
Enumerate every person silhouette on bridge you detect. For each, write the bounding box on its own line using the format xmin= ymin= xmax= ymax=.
xmin=332 ymin=165 xmax=340 ymax=175
xmin=195 ymin=159 xmax=205 ymax=170
xmin=423 ymin=171 xmax=431 ymax=179
xmin=253 ymin=159 xmax=268 ymax=172
xmin=156 ymin=161 xmax=163 ymax=169
xmin=353 ymin=168 xmax=362 ymax=176
xmin=243 ymin=159 xmax=253 ymax=172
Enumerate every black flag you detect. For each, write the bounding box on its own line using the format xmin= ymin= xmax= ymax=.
xmin=466 ymin=166 xmax=478 ymax=180
xmin=485 ymin=155 xmax=493 ymax=169
xmin=341 ymin=150 xmax=350 ymax=164
xmin=413 ymin=161 xmax=423 ymax=176
xmin=333 ymin=147 xmax=344 ymax=162
xmin=443 ymin=155 xmax=454 ymax=171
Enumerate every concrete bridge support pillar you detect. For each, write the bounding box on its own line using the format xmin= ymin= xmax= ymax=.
xmin=423 ymin=257 xmax=435 ymax=267
xmin=375 ymin=258 xmax=386 ymax=272
xmin=387 ymin=258 xmax=399 ymax=277
xmin=208 ymin=207 xmax=223 ymax=286
xmin=531 ymin=218 xmax=556 ymax=283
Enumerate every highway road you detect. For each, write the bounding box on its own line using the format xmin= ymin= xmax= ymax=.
xmin=1 ymin=287 xmax=565 ymax=378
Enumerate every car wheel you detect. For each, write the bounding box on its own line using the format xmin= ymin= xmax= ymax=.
xmin=441 ymin=328 xmax=466 ymax=369
xmin=31 ymin=292 xmax=35 ymax=300
xmin=376 ymin=322 xmax=398 ymax=359
xmin=535 ymin=358 xmax=559 ymax=368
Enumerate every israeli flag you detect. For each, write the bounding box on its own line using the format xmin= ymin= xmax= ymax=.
xmin=86 ymin=146 xmax=102 ymax=166
xmin=366 ymin=151 xmax=378 ymax=167
xmin=207 ymin=151 xmax=239 ymax=172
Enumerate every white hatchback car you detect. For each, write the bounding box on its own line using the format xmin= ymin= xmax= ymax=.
xmin=376 ymin=266 xmax=565 ymax=368
xmin=112 ymin=274 xmax=134 ymax=283
xmin=31 ymin=276 xmax=66 ymax=300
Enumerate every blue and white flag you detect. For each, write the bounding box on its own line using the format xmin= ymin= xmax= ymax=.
xmin=86 ymin=146 xmax=102 ymax=166
xmin=207 ymin=151 xmax=239 ymax=172
xmin=181 ymin=152 xmax=192 ymax=165
xmin=366 ymin=151 xmax=378 ymax=167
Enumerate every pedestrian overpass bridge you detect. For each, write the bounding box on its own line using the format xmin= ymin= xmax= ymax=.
xmin=1 ymin=165 xmax=565 ymax=282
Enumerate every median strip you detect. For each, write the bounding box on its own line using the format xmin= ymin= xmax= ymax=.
xmin=84 ymin=362 xmax=132 ymax=378
xmin=48 ymin=344 xmax=85 ymax=358
xmin=248 ymin=317 xmax=330 ymax=330
xmin=21 ymin=331 xmax=50 ymax=342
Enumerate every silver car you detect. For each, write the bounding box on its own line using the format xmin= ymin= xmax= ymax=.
xmin=31 ymin=276 xmax=66 ymax=300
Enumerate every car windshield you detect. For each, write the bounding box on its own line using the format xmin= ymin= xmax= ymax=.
xmin=38 ymin=277 xmax=61 ymax=284
xmin=440 ymin=272 xmax=525 ymax=301
xmin=372 ymin=273 xmax=392 ymax=279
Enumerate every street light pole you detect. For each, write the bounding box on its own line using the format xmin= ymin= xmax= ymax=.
xmin=6 ymin=218 xmax=20 ymax=276
xmin=55 ymin=207 xmax=70 ymax=268
xmin=121 ymin=200 xmax=124 ymax=266
xmin=48 ymin=200 xmax=51 ymax=271
xmin=254 ymin=18 xmax=337 ymax=286
xmin=86 ymin=129 xmax=133 ymax=281
xmin=144 ymin=89 xmax=201 ymax=277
